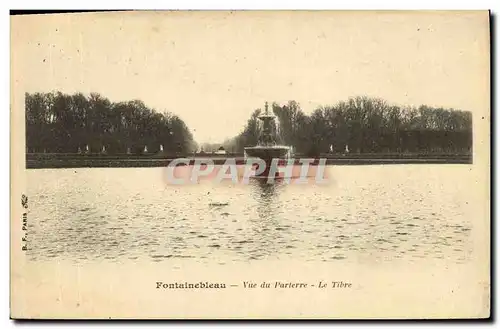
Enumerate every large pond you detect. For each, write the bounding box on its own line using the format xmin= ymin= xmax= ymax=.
xmin=26 ymin=165 xmax=474 ymax=264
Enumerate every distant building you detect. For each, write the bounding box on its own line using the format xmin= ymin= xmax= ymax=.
xmin=215 ymin=146 xmax=226 ymax=155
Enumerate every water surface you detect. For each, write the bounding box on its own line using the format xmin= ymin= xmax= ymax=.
xmin=26 ymin=165 xmax=473 ymax=264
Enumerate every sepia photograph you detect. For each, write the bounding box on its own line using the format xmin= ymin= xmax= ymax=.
xmin=10 ymin=10 xmax=490 ymax=319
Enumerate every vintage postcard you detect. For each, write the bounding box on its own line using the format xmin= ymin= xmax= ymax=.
xmin=10 ymin=10 xmax=490 ymax=319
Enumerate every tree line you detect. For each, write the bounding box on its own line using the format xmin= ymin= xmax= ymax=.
xmin=223 ymin=96 xmax=472 ymax=156
xmin=26 ymin=93 xmax=473 ymax=157
xmin=25 ymin=92 xmax=196 ymax=155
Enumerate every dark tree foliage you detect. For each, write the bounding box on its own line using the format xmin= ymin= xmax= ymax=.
xmin=25 ymin=92 xmax=196 ymax=155
xmin=225 ymin=96 xmax=472 ymax=155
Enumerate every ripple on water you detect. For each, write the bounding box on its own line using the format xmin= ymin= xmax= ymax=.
xmin=234 ymin=239 xmax=253 ymax=244
xmin=151 ymin=254 xmax=173 ymax=259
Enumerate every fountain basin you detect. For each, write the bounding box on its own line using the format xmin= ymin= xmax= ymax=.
xmin=244 ymin=145 xmax=291 ymax=161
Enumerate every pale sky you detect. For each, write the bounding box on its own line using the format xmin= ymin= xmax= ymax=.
xmin=11 ymin=11 xmax=489 ymax=143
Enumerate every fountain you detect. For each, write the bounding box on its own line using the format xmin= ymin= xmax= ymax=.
xmin=244 ymin=102 xmax=292 ymax=161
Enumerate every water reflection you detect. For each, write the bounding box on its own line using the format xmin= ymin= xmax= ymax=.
xmin=248 ymin=177 xmax=284 ymax=220
xmin=242 ymin=178 xmax=290 ymax=259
